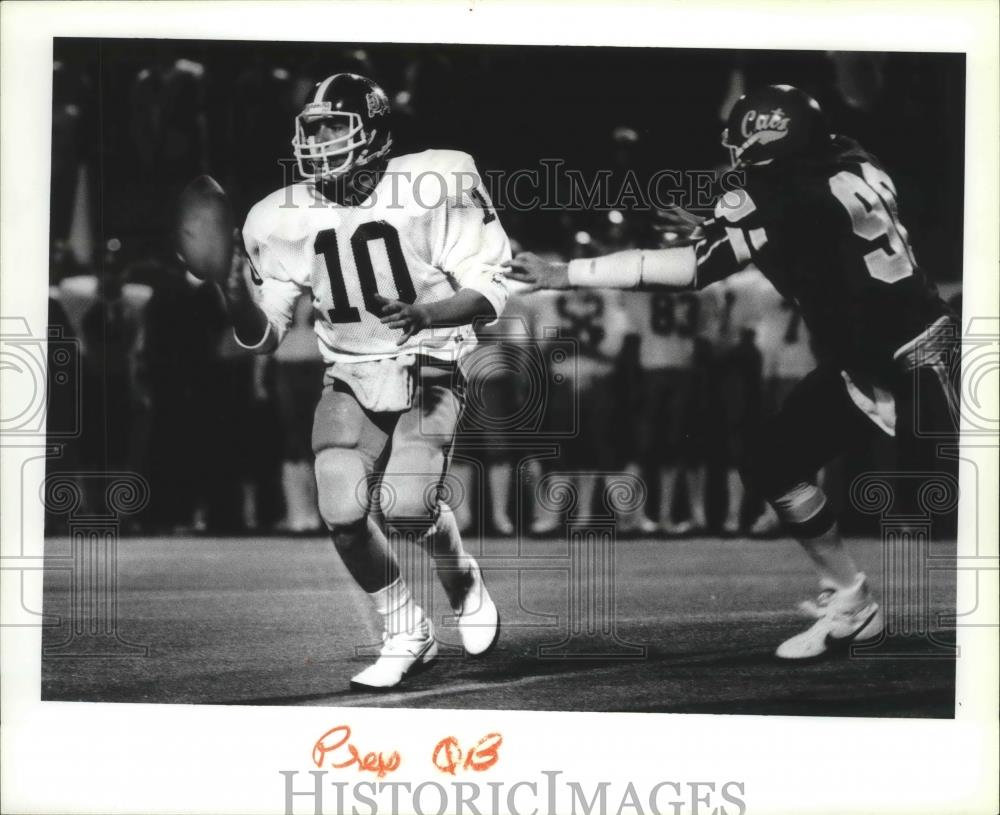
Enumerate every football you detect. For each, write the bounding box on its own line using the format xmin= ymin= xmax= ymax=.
xmin=174 ymin=175 xmax=236 ymax=283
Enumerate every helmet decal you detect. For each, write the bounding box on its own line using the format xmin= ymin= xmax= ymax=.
xmin=721 ymin=85 xmax=828 ymax=168
xmin=366 ymin=91 xmax=389 ymax=118
xmin=739 ymin=108 xmax=790 ymax=141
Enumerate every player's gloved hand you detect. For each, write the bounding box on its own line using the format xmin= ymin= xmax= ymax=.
xmin=375 ymin=294 xmax=432 ymax=345
xmin=222 ymin=231 xmax=255 ymax=304
xmin=501 ymin=252 xmax=571 ymax=291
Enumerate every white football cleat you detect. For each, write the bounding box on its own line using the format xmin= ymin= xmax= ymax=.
xmin=453 ymin=558 xmax=500 ymax=657
xmin=776 ymin=574 xmax=885 ymax=660
xmin=350 ymin=616 xmax=438 ymax=691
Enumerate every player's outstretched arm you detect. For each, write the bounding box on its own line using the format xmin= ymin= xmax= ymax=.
xmin=375 ymin=289 xmax=497 ymax=347
xmin=503 ymin=247 xmax=697 ymax=292
xmin=500 ymin=253 xmax=571 ymax=291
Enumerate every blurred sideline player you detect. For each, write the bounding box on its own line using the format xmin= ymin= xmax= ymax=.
xmin=590 ymin=212 xmax=658 ymax=535
xmin=523 ymin=243 xmax=630 ymax=532
xmin=273 ymin=293 xmax=324 ymax=532
xmin=708 ymin=268 xmax=768 ymax=534
xmin=578 ymin=214 xmax=659 ymax=535
xmin=623 ymin=289 xmax=710 ymax=534
xmin=455 ymin=287 xmax=536 ymax=535
xmin=505 ymin=85 xmax=958 ymax=660
xmin=179 ymin=74 xmax=509 ymax=689
xmin=751 ymin=283 xmax=820 ymax=535
xmin=514 ymin=257 xmax=564 ymax=535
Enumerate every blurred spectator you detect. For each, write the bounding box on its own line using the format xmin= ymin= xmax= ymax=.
xmin=202 ymin=292 xmax=261 ymax=532
xmin=273 ymin=294 xmax=324 ymax=533
xmin=524 ymin=276 xmax=630 ymax=530
xmin=61 ymin=242 xmax=150 ymax=515
xmin=46 ymin=279 xmax=82 ymax=533
xmin=51 ymin=60 xmax=95 ymax=266
xmin=595 ymin=212 xmax=659 ymax=534
xmin=703 ymin=271 xmax=764 ymax=534
xmin=457 ymin=295 xmax=538 ymax=535
xmin=138 ymin=261 xmax=223 ymax=532
xmin=127 ymin=55 xmax=209 ymax=255
xmin=228 ymin=59 xmax=301 ymax=210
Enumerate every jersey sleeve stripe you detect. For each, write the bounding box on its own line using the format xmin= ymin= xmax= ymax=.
xmin=696 ymin=235 xmax=728 ymax=267
xmin=748 ymin=227 xmax=768 ymax=251
xmin=725 ymin=227 xmax=752 ymax=265
xmin=715 ymin=190 xmax=757 ymax=222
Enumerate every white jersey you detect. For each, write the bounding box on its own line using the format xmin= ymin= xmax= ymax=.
xmin=622 ymin=290 xmax=706 ymax=370
xmin=526 ymin=287 xmax=628 ymax=380
xmin=240 ymin=149 xmax=511 ymax=364
xmin=719 ymin=267 xmax=816 ymax=379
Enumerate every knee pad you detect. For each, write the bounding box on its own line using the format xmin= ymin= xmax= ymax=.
xmin=314 ymin=448 xmax=369 ymax=529
xmin=380 ymin=471 xmax=440 ymax=527
xmin=769 ymin=481 xmax=836 ymax=538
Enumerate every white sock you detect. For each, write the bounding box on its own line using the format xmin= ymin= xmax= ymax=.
xmin=617 ymin=463 xmax=651 ymax=528
xmin=725 ymin=468 xmax=744 ymax=527
xmin=797 ymin=523 xmax=861 ymax=590
xmin=449 ymin=461 xmax=475 ymax=533
xmin=488 ymin=462 xmax=513 ymax=526
xmin=687 ymin=465 xmax=708 ymax=526
xmin=368 ymin=577 xmax=422 ymax=636
xmin=576 ymin=473 xmax=598 ymax=521
xmin=660 ymin=467 xmax=679 ymax=525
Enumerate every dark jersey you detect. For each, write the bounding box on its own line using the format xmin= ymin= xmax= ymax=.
xmin=693 ymin=137 xmax=947 ymax=378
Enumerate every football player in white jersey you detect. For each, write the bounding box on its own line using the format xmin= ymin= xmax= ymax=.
xmin=212 ymin=74 xmax=510 ymax=689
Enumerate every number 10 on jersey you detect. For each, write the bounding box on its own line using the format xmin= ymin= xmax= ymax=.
xmin=314 ymin=221 xmax=416 ymax=323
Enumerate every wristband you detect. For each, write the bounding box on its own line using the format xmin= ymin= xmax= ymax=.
xmin=233 ymin=320 xmax=272 ymax=351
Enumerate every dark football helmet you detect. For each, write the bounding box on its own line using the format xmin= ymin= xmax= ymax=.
xmin=292 ymin=73 xmax=393 ymax=180
xmin=721 ymin=84 xmax=829 ymax=167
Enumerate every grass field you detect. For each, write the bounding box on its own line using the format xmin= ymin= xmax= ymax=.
xmin=41 ymin=534 xmax=956 ymax=717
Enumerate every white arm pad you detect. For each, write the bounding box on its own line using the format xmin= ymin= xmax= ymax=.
xmin=567 ymin=247 xmax=697 ymax=290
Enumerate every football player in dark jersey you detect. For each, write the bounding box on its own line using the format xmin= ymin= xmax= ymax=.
xmin=504 ymin=84 xmax=959 ymax=660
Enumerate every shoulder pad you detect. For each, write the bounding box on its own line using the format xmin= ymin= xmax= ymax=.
xmin=714 ymin=187 xmax=757 ymax=223
xmin=392 ymin=149 xmax=481 ymax=201
xmin=243 ymin=184 xmax=314 ymax=243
